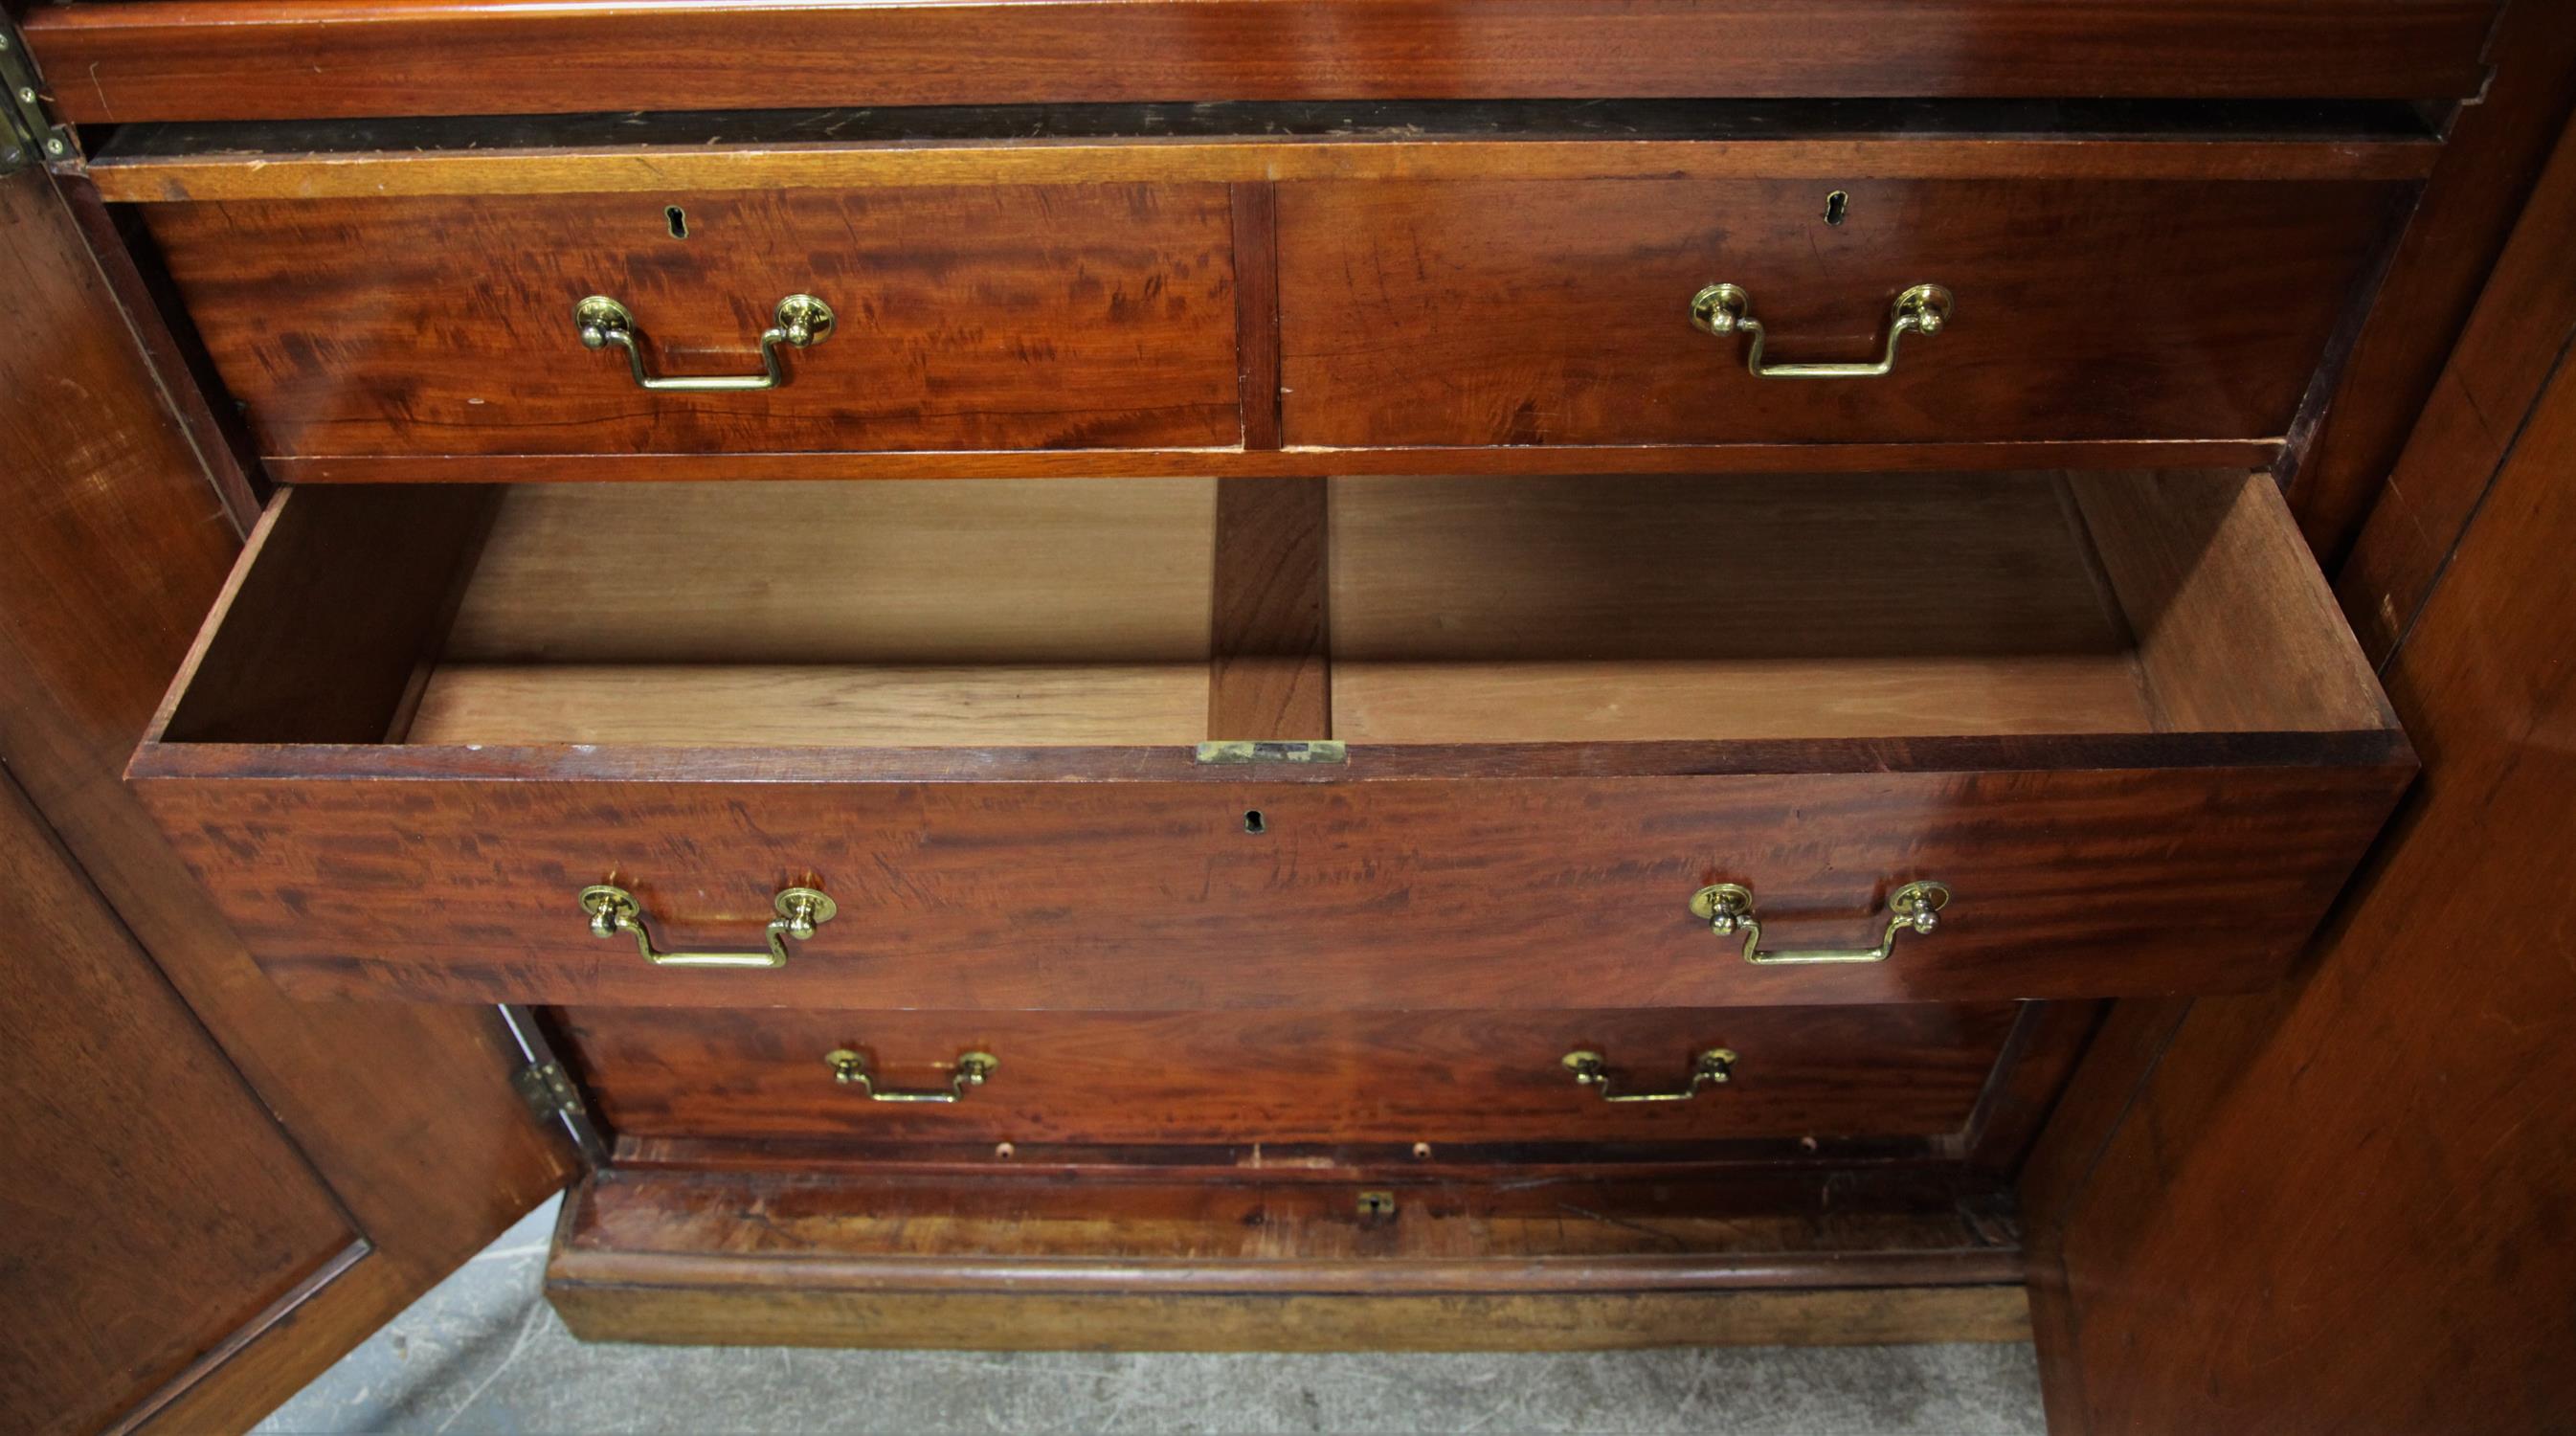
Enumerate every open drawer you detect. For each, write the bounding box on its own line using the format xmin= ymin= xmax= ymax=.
xmin=128 ymin=470 xmax=2411 ymax=1009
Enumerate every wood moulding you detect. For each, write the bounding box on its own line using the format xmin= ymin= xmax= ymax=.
xmin=78 ymin=100 xmax=2444 ymax=202
xmin=544 ymin=1165 xmax=2031 ymax=1351
xmin=2282 ymin=0 xmax=2576 ymax=560
xmin=23 ymin=3 xmax=2499 ymax=124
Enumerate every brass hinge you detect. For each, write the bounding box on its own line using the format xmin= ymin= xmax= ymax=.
xmin=499 ymin=1005 xmax=610 ymax=1166
xmin=0 ymin=18 xmax=78 ymax=175
xmin=510 ymin=1058 xmax=611 ymax=1166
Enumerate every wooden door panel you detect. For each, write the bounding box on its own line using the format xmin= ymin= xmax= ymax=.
xmin=0 ymin=161 xmax=569 ymax=1431
xmin=0 ymin=772 xmax=357 ymax=1435
xmin=2026 ymin=106 xmax=2576 ymax=1434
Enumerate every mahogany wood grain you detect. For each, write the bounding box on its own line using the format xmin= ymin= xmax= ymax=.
xmin=140 ymin=185 xmax=1241 ymax=460
xmin=2284 ymin=0 xmax=2576 ymax=562
xmin=2337 ymin=110 xmax=2576 ymax=662
xmin=1279 ymin=178 xmax=2405 ymax=449
xmin=131 ymin=755 xmax=2408 ymax=1010
xmin=263 ymin=438 xmax=2289 ymax=485
xmin=2065 ymin=471 xmax=2391 ymax=733
xmin=0 ymin=769 xmax=356 ymax=1436
xmin=1228 ymin=184 xmax=1282 ymax=450
xmin=2015 ymin=996 xmax=2194 ymax=1434
xmin=128 ymin=473 xmax=2410 ymax=1010
xmin=557 ymin=1167 xmax=2022 ymax=1292
xmin=602 ymin=1134 xmax=2000 ymax=1182
xmin=158 ymin=487 xmax=495 ymax=745
xmin=1957 ymin=1000 xmax=2104 ymax=1174
xmin=0 ymin=163 xmax=570 ymax=1428
xmin=1208 ymin=479 xmax=1329 ymax=740
xmin=52 ymin=178 xmax=265 ymax=531
xmin=21 ymin=1 xmax=2499 ymax=124
xmin=2009 ymin=998 xmax=2193 ymax=1252
xmin=80 ymin=101 xmax=2447 ymax=203
xmin=544 ymin=1166 xmax=2028 ymax=1349
xmin=553 ymin=1005 xmax=2017 ymax=1147
xmin=2031 ymin=202 xmax=2576 ymax=1436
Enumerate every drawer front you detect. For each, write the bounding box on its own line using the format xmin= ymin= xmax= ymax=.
xmin=1277 ymin=178 xmax=2399 ymax=448
xmin=130 ymin=472 xmax=2410 ymax=1011
xmin=557 ymin=1006 xmax=2019 ymax=1147
xmin=142 ymin=185 xmax=1243 ymax=459
xmin=131 ymin=753 xmax=2407 ymax=1010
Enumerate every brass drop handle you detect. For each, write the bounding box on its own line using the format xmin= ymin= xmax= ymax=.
xmin=1691 ymin=880 xmax=1951 ymax=965
xmin=1562 ymin=1047 xmax=1736 ymax=1103
xmin=1689 ymin=281 xmax=1952 ymax=378
xmin=577 ymin=884 xmax=834 ymax=969
xmin=573 ymin=293 xmax=834 ymax=391
xmin=824 ymin=1046 xmax=998 ymax=1104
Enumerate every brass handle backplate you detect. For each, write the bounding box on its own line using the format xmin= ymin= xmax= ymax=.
xmin=1562 ymin=1047 xmax=1736 ymax=1103
xmin=1689 ymin=281 xmax=1952 ymax=378
xmin=573 ymin=293 xmax=834 ymax=391
xmin=578 ymin=884 xmax=834 ymax=969
xmin=1691 ymin=880 xmax=1951 ymax=966
xmin=825 ymin=1046 xmax=998 ymax=1104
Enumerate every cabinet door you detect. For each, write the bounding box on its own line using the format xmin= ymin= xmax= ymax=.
xmin=2024 ymin=108 xmax=2576 ymax=1433
xmin=0 ymin=773 xmax=360 ymax=1434
xmin=0 ymin=161 xmax=571 ymax=1433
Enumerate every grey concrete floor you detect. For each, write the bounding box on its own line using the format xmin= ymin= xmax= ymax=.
xmin=256 ymin=1199 xmax=2047 ymax=1435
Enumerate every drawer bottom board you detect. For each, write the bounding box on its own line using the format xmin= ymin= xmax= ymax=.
xmin=547 ymin=1167 xmax=2029 ymax=1352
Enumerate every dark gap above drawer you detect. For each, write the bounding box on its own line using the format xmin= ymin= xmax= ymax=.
xmin=90 ymin=99 xmax=2445 ymax=159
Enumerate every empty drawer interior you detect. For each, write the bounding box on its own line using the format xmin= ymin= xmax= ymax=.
xmin=152 ymin=470 xmax=2393 ymax=750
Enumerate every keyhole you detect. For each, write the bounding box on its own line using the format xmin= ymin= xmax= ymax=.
xmin=1243 ymin=809 xmax=1266 ymax=835
xmin=664 ymin=205 xmax=688 ymax=239
xmin=1824 ymin=191 xmax=1849 ymax=226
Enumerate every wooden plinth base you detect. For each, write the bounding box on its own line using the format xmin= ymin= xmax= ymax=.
xmin=546 ymin=1163 xmax=2031 ymax=1352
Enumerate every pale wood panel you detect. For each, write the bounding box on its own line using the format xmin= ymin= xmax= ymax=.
xmin=2068 ymin=471 xmax=2392 ymax=733
xmin=1331 ymin=472 xmax=2153 ymax=742
xmin=1335 ymin=657 xmax=2151 ymax=743
xmin=445 ymin=479 xmax=1219 ymax=664
xmin=409 ymin=664 xmax=1213 ymax=748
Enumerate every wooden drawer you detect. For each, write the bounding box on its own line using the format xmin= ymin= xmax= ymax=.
xmin=555 ymin=1006 xmax=2022 ymax=1149
xmin=1277 ymin=178 xmax=2402 ymax=449
xmin=139 ymin=185 xmax=1243 ymax=460
xmin=128 ymin=468 xmax=2409 ymax=1009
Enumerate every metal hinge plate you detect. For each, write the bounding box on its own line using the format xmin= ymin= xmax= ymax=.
xmin=510 ymin=1057 xmax=611 ymax=1165
xmin=0 ymin=18 xmax=78 ymax=174
xmin=499 ymin=1003 xmax=611 ymax=1166
xmin=512 ymin=1058 xmax=584 ymax=1122
xmin=1195 ymin=740 xmax=1347 ymax=765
